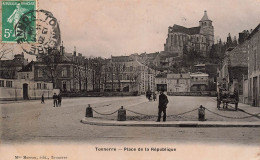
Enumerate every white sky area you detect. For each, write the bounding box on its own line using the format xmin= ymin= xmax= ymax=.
xmin=3 ymin=0 xmax=260 ymax=60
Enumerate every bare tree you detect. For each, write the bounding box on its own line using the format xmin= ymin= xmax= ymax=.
xmin=114 ymin=63 xmax=121 ymax=91
xmin=39 ymin=49 xmax=62 ymax=89
xmin=82 ymin=58 xmax=90 ymax=92
xmin=0 ymin=44 xmax=13 ymax=60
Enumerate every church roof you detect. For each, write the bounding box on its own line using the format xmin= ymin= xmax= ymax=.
xmin=200 ymin=10 xmax=212 ymax=22
xmin=170 ymin=25 xmax=201 ymax=35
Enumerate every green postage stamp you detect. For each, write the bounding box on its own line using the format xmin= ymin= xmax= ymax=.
xmin=2 ymin=1 xmax=36 ymax=42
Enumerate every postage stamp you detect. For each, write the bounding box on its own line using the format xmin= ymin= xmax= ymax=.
xmin=15 ymin=9 xmax=61 ymax=55
xmin=2 ymin=1 xmax=36 ymax=42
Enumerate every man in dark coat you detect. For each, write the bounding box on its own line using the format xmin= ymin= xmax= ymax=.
xmin=58 ymin=93 xmax=62 ymax=107
xmin=157 ymin=90 xmax=169 ymax=122
xmin=53 ymin=93 xmax=58 ymax=107
xmin=41 ymin=93 xmax=45 ymax=104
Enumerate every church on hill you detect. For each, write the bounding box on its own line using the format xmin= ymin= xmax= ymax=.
xmin=164 ymin=11 xmax=214 ymax=57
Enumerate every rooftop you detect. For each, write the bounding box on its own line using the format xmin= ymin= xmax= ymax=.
xmin=167 ymin=73 xmax=190 ymax=79
xmin=169 ymin=24 xmax=201 ymax=35
xmin=200 ymin=10 xmax=212 ymax=22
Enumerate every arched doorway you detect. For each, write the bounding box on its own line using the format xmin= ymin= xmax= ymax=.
xmin=23 ymin=83 xmax=29 ymax=100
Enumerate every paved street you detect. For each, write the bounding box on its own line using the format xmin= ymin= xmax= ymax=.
xmin=1 ymin=96 xmax=260 ymax=145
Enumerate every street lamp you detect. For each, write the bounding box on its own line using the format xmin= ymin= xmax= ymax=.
xmin=51 ymin=64 xmax=54 ymax=88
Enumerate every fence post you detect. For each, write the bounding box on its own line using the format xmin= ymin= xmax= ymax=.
xmin=117 ymin=106 xmax=126 ymax=121
xmin=198 ymin=105 xmax=205 ymax=121
xmin=85 ymin=104 xmax=93 ymax=117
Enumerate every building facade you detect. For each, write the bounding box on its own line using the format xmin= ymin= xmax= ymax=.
xmin=0 ymin=53 xmax=28 ymax=79
xmin=190 ymin=72 xmax=209 ymax=91
xmin=102 ymin=57 xmax=156 ymax=94
xmin=22 ymin=47 xmax=94 ymax=93
xmin=164 ymin=11 xmax=214 ymax=57
xmin=167 ymin=73 xmax=190 ymax=92
xmin=155 ymin=73 xmax=168 ymax=92
xmin=248 ymin=24 xmax=260 ymax=106
xmin=218 ymin=43 xmax=248 ymax=96
xmin=0 ymin=78 xmax=53 ymax=100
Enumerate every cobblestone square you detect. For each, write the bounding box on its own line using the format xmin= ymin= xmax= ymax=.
xmin=1 ymin=96 xmax=260 ymax=145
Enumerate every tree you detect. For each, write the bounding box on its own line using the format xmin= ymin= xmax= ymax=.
xmin=83 ymin=58 xmax=90 ymax=92
xmin=39 ymin=48 xmax=62 ymax=89
xmin=73 ymin=60 xmax=84 ymax=91
xmin=114 ymin=63 xmax=123 ymax=92
xmin=0 ymin=43 xmax=13 ymax=60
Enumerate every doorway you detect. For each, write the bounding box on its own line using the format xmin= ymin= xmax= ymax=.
xmin=23 ymin=83 xmax=29 ymax=100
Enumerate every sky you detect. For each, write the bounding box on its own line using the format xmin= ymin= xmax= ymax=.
xmin=3 ymin=0 xmax=260 ymax=60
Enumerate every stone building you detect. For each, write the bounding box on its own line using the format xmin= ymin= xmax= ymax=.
xmin=248 ymin=24 xmax=260 ymax=106
xmin=164 ymin=11 xmax=214 ymax=57
xmin=218 ymin=43 xmax=248 ymax=97
xmin=155 ymin=73 xmax=168 ymax=92
xmin=167 ymin=73 xmax=190 ymax=92
xmin=190 ymin=72 xmax=209 ymax=91
xmin=21 ymin=46 xmax=94 ymax=92
xmin=0 ymin=78 xmax=53 ymax=100
xmin=102 ymin=56 xmax=156 ymax=94
xmin=0 ymin=53 xmax=28 ymax=79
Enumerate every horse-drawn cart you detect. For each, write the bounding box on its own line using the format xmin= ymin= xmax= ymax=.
xmin=217 ymin=87 xmax=239 ymax=110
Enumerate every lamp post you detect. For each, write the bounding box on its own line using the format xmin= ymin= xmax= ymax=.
xmin=51 ymin=64 xmax=54 ymax=89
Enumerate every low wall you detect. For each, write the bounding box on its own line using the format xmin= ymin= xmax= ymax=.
xmin=62 ymin=91 xmax=140 ymax=97
xmin=0 ymin=79 xmax=54 ymax=101
xmin=0 ymin=87 xmax=54 ymax=100
xmin=167 ymin=91 xmax=217 ymax=97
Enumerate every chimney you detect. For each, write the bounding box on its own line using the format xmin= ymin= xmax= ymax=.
xmin=60 ymin=41 xmax=64 ymax=55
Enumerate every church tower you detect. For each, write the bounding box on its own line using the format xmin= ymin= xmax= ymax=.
xmin=199 ymin=11 xmax=214 ymax=49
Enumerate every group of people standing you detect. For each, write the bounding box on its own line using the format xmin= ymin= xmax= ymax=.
xmin=53 ymin=93 xmax=62 ymax=107
xmin=40 ymin=93 xmax=62 ymax=107
xmin=146 ymin=91 xmax=157 ymax=101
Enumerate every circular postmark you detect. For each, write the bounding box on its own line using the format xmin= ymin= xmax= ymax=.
xmin=15 ymin=9 xmax=61 ymax=55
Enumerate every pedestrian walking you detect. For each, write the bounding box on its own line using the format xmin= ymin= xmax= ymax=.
xmin=58 ymin=93 xmax=62 ymax=107
xmin=153 ymin=92 xmax=157 ymax=101
xmin=41 ymin=93 xmax=45 ymax=104
xmin=156 ymin=90 xmax=169 ymax=122
xmin=53 ymin=93 xmax=58 ymax=107
xmin=234 ymin=88 xmax=239 ymax=110
xmin=147 ymin=90 xmax=152 ymax=101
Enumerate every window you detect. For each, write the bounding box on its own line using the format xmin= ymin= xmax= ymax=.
xmin=177 ymin=79 xmax=179 ymax=84
xmin=38 ymin=69 xmax=43 ymax=78
xmin=0 ymin=80 xmax=4 ymax=87
xmin=62 ymin=67 xmax=67 ymax=77
xmin=37 ymin=83 xmax=41 ymax=89
xmin=6 ymin=81 xmax=12 ymax=87
xmin=43 ymin=84 xmax=47 ymax=89
xmin=174 ymin=34 xmax=177 ymax=45
xmin=62 ymin=81 xmax=67 ymax=91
